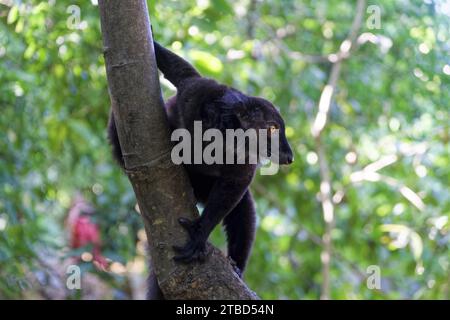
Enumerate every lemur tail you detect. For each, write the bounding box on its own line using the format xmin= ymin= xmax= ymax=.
xmin=153 ymin=41 xmax=200 ymax=89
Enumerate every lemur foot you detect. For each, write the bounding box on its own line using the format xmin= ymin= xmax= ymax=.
xmin=228 ymin=256 xmax=243 ymax=278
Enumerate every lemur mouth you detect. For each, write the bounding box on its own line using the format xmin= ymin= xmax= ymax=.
xmin=260 ymin=153 xmax=294 ymax=165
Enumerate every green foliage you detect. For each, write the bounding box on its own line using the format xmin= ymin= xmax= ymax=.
xmin=0 ymin=0 xmax=449 ymax=299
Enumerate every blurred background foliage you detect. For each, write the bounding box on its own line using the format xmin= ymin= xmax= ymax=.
xmin=0 ymin=0 xmax=449 ymax=299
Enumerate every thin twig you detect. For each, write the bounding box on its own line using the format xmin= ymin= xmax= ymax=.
xmin=246 ymin=0 xmax=258 ymax=39
xmin=312 ymin=0 xmax=367 ymax=300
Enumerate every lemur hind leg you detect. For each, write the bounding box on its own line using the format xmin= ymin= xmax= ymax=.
xmin=147 ymin=270 xmax=165 ymax=300
xmin=223 ymin=190 xmax=256 ymax=277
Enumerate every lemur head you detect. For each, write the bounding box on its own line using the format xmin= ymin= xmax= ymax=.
xmin=215 ymin=88 xmax=294 ymax=165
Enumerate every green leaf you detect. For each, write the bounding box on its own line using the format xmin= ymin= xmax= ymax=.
xmin=189 ymin=50 xmax=223 ymax=75
xmin=7 ymin=6 xmax=19 ymax=25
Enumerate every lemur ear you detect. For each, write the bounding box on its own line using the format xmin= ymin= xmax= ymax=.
xmin=234 ymin=100 xmax=265 ymax=128
xmin=215 ymin=89 xmax=252 ymax=128
xmin=233 ymin=101 xmax=247 ymax=118
xmin=203 ymin=102 xmax=237 ymax=130
xmin=233 ymin=102 xmax=252 ymax=128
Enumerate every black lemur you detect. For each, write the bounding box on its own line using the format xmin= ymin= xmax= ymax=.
xmin=108 ymin=41 xmax=293 ymax=298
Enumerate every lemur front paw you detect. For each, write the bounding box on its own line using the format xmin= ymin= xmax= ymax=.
xmin=173 ymin=217 xmax=208 ymax=263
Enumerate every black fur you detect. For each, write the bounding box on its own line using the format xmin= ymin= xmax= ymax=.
xmin=108 ymin=42 xmax=293 ymax=298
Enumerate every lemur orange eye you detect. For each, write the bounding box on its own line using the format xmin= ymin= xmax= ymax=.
xmin=268 ymin=125 xmax=277 ymax=134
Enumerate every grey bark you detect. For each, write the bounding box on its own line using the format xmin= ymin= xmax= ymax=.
xmin=98 ymin=0 xmax=258 ymax=299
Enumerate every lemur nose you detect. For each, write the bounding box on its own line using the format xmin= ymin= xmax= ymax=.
xmin=287 ymin=154 xmax=294 ymax=164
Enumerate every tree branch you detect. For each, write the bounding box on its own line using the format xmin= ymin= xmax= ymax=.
xmin=98 ymin=0 xmax=257 ymax=299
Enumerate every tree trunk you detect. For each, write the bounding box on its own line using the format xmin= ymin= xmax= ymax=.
xmin=98 ymin=0 xmax=258 ymax=299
